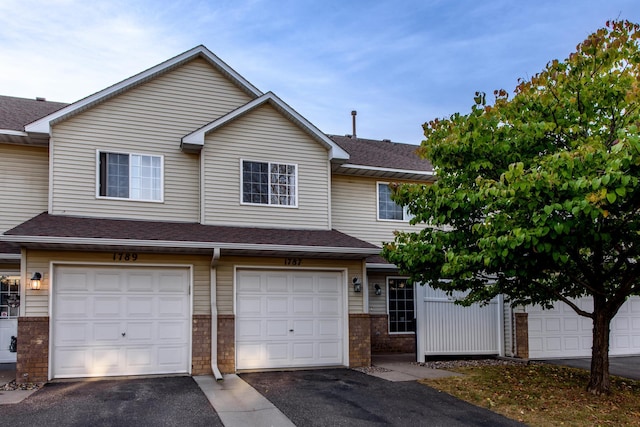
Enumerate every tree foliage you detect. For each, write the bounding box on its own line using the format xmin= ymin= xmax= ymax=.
xmin=382 ymin=21 xmax=640 ymax=395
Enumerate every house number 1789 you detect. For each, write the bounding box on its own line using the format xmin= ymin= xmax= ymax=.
xmin=113 ymin=252 xmax=138 ymax=261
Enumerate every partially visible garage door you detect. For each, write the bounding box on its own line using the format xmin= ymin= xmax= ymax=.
xmin=236 ymin=269 xmax=345 ymax=370
xmin=528 ymin=296 xmax=640 ymax=358
xmin=52 ymin=265 xmax=190 ymax=379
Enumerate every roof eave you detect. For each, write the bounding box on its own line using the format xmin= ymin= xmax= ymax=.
xmin=0 ymin=235 xmax=379 ymax=256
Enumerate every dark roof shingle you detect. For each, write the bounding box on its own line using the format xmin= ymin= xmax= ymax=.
xmin=0 ymin=95 xmax=68 ymax=131
xmin=329 ymin=135 xmax=432 ymax=172
xmin=4 ymin=213 xmax=379 ymax=251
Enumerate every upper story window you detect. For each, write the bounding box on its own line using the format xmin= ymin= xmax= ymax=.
xmin=98 ymin=151 xmax=163 ymax=202
xmin=241 ymin=160 xmax=297 ymax=207
xmin=378 ymin=182 xmax=411 ymax=221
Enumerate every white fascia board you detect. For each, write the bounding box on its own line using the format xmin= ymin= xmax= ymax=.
xmin=182 ymin=92 xmax=350 ymax=161
xmin=340 ymin=163 xmax=435 ymax=177
xmin=25 ymin=45 xmax=263 ymax=134
xmin=0 ymin=129 xmax=29 ymax=137
xmin=0 ymin=235 xmax=379 ymax=255
xmin=366 ymin=262 xmax=398 ymax=270
xmin=0 ymin=253 xmax=21 ymax=260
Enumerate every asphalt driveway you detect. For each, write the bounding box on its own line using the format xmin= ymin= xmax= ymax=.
xmin=1 ymin=376 xmax=223 ymax=427
xmin=241 ymin=368 xmax=524 ymax=427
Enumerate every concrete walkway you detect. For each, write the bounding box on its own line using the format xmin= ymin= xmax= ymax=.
xmin=370 ymin=353 xmax=462 ymax=381
xmin=0 ymin=363 xmax=39 ymax=405
xmin=194 ymin=374 xmax=295 ymax=427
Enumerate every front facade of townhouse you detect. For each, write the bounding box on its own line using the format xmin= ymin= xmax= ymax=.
xmin=1 ymin=46 xmax=638 ymax=382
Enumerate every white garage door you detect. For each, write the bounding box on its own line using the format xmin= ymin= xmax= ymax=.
xmin=528 ymin=296 xmax=640 ymax=358
xmin=52 ymin=265 xmax=190 ymax=379
xmin=236 ymin=269 xmax=345 ymax=370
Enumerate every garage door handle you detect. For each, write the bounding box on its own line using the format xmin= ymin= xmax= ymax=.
xmin=122 ymin=332 xmax=126 ymax=337
xmin=289 ymin=329 xmax=294 ymax=332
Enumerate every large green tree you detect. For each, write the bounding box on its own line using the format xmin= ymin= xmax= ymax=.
xmin=382 ymin=21 xmax=640 ymax=395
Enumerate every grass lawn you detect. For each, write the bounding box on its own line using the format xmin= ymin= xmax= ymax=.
xmin=419 ymin=362 xmax=640 ymax=426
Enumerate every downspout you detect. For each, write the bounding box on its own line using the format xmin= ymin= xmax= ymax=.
xmin=210 ymin=248 xmax=223 ymax=381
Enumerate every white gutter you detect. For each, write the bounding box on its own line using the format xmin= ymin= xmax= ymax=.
xmin=340 ymin=163 xmax=435 ymax=178
xmin=210 ymin=248 xmax=223 ymax=381
xmin=365 ymin=262 xmax=397 ymax=270
xmin=0 ymin=254 xmax=21 ymax=260
xmin=0 ymin=235 xmax=380 ymax=255
xmin=0 ymin=129 xmax=29 ymax=137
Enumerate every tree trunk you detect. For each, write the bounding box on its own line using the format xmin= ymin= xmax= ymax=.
xmin=587 ymin=296 xmax=612 ymax=395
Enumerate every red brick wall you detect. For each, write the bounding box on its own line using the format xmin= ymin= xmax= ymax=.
xmin=349 ymin=314 xmax=371 ymax=367
xmin=192 ymin=315 xmax=212 ymax=375
xmin=217 ymin=314 xmax=235 ymax=373
xmin=16 ymin=317 xmax=49 ymax=383
xmin=370 ymin=314 xmax=416 ymax=354
xmin=514 ymin=313 xmax=529 ymax=359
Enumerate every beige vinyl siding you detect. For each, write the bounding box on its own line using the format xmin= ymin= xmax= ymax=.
xmin=23 ymin=250 xmax=211 ymax=316
xmin=202 ymin=104 xmax=330 ymax=229
xmin=367 ymin=273 xmax=389 ymax=314
xmin=0 ymin=144 xmax=48 ymax=232
xmin=214 ymin=256 xmax=363 ymax=315
xmin=332 ymin=175 xmax=428 ymax=245
xmin=50 ymin=57 xmax=253 ymax=222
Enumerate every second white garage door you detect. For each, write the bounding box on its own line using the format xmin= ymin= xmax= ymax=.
xmin=236 ymin=269 xmax=345 ymax=370
xmin=52 ymin=265 xmax=191 ymax=379
xmin=528 ymin=296 xmax=640 ymax=358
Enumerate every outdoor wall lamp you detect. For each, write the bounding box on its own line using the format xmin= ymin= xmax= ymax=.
xmin=352 ymin=277 xmax=362 ymax=293
xmin=30 ymin=272 xmax=42 ymax=290
xmin=374 ymin=284 xmax=382 ymax=296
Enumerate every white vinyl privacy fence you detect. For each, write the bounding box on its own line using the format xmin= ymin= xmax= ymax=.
xmin=415 ymin=284 xmax=504 ymax=361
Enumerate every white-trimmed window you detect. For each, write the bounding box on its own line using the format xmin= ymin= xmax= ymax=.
xmin=378 ymin=182 xmax=411 ymax=221
xmin=387 ymin=277 xmax=415 ymax=333
xmin=98 ymin=151 xmax=163 ymax=202
xmin=241 ymin=160 xmax=297 ymax=207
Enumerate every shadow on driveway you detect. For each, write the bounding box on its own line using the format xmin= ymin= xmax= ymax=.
xmin=1 ymin=376 xmax=223 ymax=427
xmin=241 ymin=368 xmax=524 ymax=427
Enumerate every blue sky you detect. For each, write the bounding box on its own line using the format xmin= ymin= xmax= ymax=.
xmin=1 ymin=0 xmax=639 ymax=143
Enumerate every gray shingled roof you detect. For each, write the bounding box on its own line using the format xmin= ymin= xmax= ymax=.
xmin=329 ymin=135 xmax=433 ymax=172
xmin=0 ymin=95 xmax=68 ymax=131
xmin=4 ymin=213 xmax=379 ymax=253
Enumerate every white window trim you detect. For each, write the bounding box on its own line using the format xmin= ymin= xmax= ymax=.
xmin=95 ymin=150 xmax=165 ymax=203
xmin=386 ymin=276 xmax=416 ymax=335
xmin=377 ymin=181 xmax=411 ymax=222
xmin=239 ymin=158 xmax=299 ymax=208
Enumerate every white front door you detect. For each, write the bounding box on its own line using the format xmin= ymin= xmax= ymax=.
xmin=236 ymin=269 xmax=345 ymax=370
xmin=528 ymin=296 xmax=640 ymax=359
xmin=52 ymin=265 xmax=191 ymax=379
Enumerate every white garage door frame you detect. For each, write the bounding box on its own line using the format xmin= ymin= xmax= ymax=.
xmin=234 ymin=266 xmax=350 ymax=370
xmin=48 ymin=261 xmax=194 ymax=380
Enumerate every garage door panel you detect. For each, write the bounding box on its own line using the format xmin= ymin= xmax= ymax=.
xmin=53 ymin=265 xmax=190 ymax=379
xmin=94 ymin=272 xmax=122 ymax=292
xmin=266 ymin=297 xmax=288 ymax=314
xmin=528 ymin=296 xmax=640 ymax=358
xmin=56 ymin=296 xmax=90 ymax=318
xmin=237 ymin=297 xmax=261 ymax=315
xmin=292 ymin=297 xmax=314 ymax=315
xmin=95 ymin=296 xmax=123 ymax=317
xmin=266 ymin=320 xmax=288 ymax=337
xmin=236 ymin=269 xmax=345 ymax=370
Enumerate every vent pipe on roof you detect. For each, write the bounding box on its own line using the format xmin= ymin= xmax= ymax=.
xmin=35 ymin=97 xmax=46 ymax=102
xmin=351 ymin=110 xmax=357 ymax=139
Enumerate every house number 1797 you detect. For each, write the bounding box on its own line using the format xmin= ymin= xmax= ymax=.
xmin=113 ymin=252 xmax=138 ymax=261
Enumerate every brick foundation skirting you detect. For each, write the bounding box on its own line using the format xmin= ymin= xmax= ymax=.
xmin=192 ymin=315 xmax=212 ymax=375
xmin=370 ymin=314 xmax=416 ymax=353
xmin=349 ymin=314 xmax=371 ymax=367
xmin=16 ymin=317 xmax=49 ymax=383
xmin=217 ymin=314 xmax=235 ymax=373
xmin=514 ymin=313 xmax=529 ymax=359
